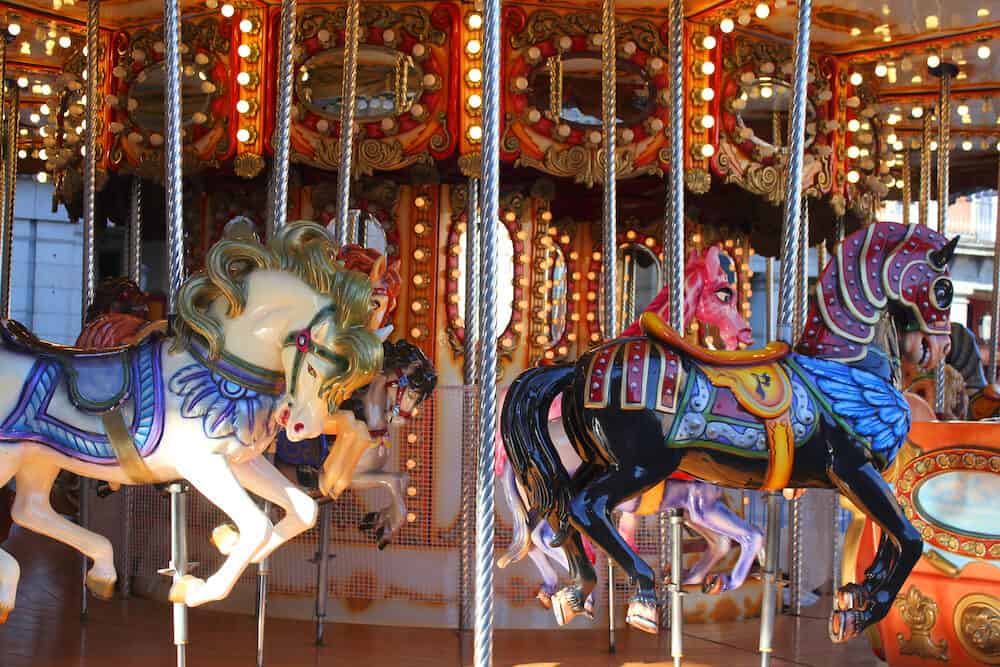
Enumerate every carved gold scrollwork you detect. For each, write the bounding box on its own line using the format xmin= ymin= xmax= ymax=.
xmin=234 ymin=153 xmax=265 ymax=180
xmin=895 ymin=586 xmax=949 ymax=661
xmin=515 ymin=144 xmax=661 ymax=188
xmin=954 ymin=594 xmax=1000 ymax=664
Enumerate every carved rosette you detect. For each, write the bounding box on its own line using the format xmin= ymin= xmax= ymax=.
xmin=500 ymin=8 xmax=670 ymax=186
xmin=954 ymin=594 xmax=1000 ymax=664
xmin=711 ymin=34 xmax=836 ymax=204
xmin=105 ymin=18 xmax=234 ymax=178
xmin=289 ymin=5 xmax=457 ymax=174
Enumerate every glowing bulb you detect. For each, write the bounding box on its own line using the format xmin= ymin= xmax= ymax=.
xmin=930 ymin=140 xmax=938 ymax=151
xmin=7 ymin=23 xmax=20 ymax=36
xmin=701 ymin=61 xmax=716 ymax=75
xmin=875 ymin=63 xmax=888 ymax=77
xmin=911 ymin=106 xmax=924 ymax=118
xmin=468 ymin=125 xmax=483 ymax=141
xmin=847 ymin=145 xmax=860 ymax=159
xmin=849 ymin=72 xmax=863 ymax=86
xmin=702 ymin=35 xmax=717 ymax=49
xmin=847 ymin=118 xmax=860 ymax=132
xmin=466 ymin=39 xmax=482 ymax=56
xmin=720 ymin=18 xmax=735 ymax=33
xmin=239 ymin=19 xmax=253 ymax=33
xmin=925 ymin=15 xmax=939 ymax=29
xmin=957 ymin=103 xmax=970 ymax=116
xmin=17 ymin=149 xmax=25 ymax=159
xmin=927 ymin=53 xmax=940 ymax=68
xmin=237 ymin=71 xmax=251 ymax=86
xmin=468 ymin=93 xmax=482 ymax=109
xmin=58 ymin=34 xmax=71 ymax=48
xmin=847 ymin=170 xmax=860 ymax=183
xmin=700 ymin=87 xmax=715 ymax=101
xmin=220 ymin=3 xmax=234 ymax=17
xmin=236 ymin=128 xmax=250 ymax=143
xmin=40 ymin=104 xmax=50 ymax=115
xmin=467 ymin=12 xmax=482 ymax=29
xmin=755 ymin=3 xmax=770 ymax=19
xmin=978 ymin=45 xmax=991 ymax=60
xmin=962 ymin=140 xmax=973 ymax=151
xmin=29 ymin=113 xmax=39 ymax=124
xmin=236 ymin=99 xmax=250 ymax=114
xmin=468 ymin=68 xmax=482 ymax=84
xmin=238 ymin=44 xmax=251 ymax=58
xmin=16 ymin=77 xmax=27 ymax=88
xmin=701 ymin=114 xmax=715 ymax=128
xmin=700 ymin=143 xmax=715 ymax=157
xmin=760 ymin=85 xmax=773 ymax=98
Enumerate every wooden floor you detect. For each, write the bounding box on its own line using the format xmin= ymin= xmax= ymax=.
xmin=0 ymin=526 xmax=882 ymax=667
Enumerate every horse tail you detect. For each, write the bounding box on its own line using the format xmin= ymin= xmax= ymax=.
xmin=501 ymin=365 xmax=575 ymax=548
xmin=497 ymin=463 xmax=532 ymax=568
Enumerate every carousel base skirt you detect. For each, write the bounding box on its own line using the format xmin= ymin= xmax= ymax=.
xmin=0 ymin=527 xmax=882 ymax=666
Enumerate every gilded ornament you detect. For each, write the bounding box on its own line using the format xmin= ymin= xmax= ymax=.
xmin=685 ymin=168 xmax=711 ymax=194
xmin=458 ymin=152 xmax=482 ymax=177
xmin=954 ymin=594 xmax=1000 ymax=664
xmin=895 ymin=586 xmax=948 ymax=661
xmin=234 ymin=153 xmax=265 ymax=179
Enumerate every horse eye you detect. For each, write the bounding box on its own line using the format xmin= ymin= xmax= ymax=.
xmin=307 ymin=364 xmax=317 ymax=378
xmin=933 ymin=279 xmax=953 ymax=309
xmin=715 ymin=288 xmax=732 ymax=303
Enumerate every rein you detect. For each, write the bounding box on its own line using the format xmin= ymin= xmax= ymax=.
xmin=185 ymin=336 xmax=285 ymax=396
xmin=385 ymin=367 xmax=413 ymax=419
xmin=283 ymin=304 xmax=349 ymax=401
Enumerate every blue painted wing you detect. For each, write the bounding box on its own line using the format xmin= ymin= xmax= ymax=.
xmin=792 ymin=354 xmax=910 ymax=460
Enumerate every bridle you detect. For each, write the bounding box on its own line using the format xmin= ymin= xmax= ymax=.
xmin=282 ymin=304 xmax=349 ymax=404
xmin=385 ymin=366 xmax=414 ymax=420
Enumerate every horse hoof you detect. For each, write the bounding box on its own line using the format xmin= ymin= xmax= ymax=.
xmin=583 ymin=595 xmax=596 ymax=620
xmin=626 ymin=598 xmax=659 ymax=635
xmin=829 ymin=609 xmax=863 ymax=643
xmin=702 ymin=574 xmax=725 ymax=595
xmin=85 ymin=572 xmax=116 ymax=601
xmin=536 ymin=589 xmax=553 ymax=610
xmin=359 ymin=512 xmax=379 ymax=532
xmin=168 ymin=575 xmax=205 ymax=605
xmin=551 ymin=587 xmax=586 ymax=626
xmin=210 ymin=523 xmax=240 ymax=556
xmin=836 ymin=583 xmax=870 ymax=612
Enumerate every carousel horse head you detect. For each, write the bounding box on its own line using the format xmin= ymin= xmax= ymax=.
xmin=85 ymin=277 xmax=149 ymax=322
xmin=381 ymin=340 xmax=437 ymax=426
xmin=894 ymin=235 xmax=958 ymax=371
xmin=176 ymin=220 xmax=383 ymax=441
xmin=337 ymin=244 xmax=402 ymax=340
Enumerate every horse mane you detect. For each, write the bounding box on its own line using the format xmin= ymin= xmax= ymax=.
xmin=619 ymin=248 xmax=711 ymax=337
xmin=175 ymin=220 xmax=374 ymax=360
xmin=384 ymin=339 xmax=438 ymax=398
xmin=947 ymin=322 xmax=987 ymax=392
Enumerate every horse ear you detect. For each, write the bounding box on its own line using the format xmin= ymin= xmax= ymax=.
xmin=311 ymin=318 xmax=332 ymax=345
xmin=929 ymin=235 xmax=959 ymax=269
xmin=703 ymin=245 xmax=722 ymax=275
xmin=370 ymin=255 xmax=387 ymax=283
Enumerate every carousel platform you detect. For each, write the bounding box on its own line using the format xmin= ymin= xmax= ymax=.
xmin=0 ymin=526 xmax=881 ymax=667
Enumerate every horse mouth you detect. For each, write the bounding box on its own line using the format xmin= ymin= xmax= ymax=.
xmin=919 ymin=337 xmax=930 ymax=368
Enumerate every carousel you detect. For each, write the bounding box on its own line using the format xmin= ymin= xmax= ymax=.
xmin=0 ymin=0 xmax=997 ymax=664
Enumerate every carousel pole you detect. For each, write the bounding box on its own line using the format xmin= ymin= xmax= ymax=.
xmin=901 ymin=151 xmax=911 ymax=227
xmin=78 ymin=0 xmax=100 ymax=621
xmin=600 ymin=0 xmax=619 ymax=651
xmin=129 ymin=178 xmax=142 ymax=284
xmin=334 ymin=0 xmax=360 ymax=247
xmin=931 ymin=62 xmax=956 ymax=414
xmin=0 ymin=77 xmax=18 ymax=319
xmin=990 ymin=156 xmax=1000 ymax=384
xmin=460 ymin=177 xmax=480 ymax=632
xmin=788 ymin=199 xmax=808 ymax=617
xmin=164 ymin=0 xmax=189 ymax=658
xmin=764 ymin=0 xmax=811 ymax=662
xmin=473 ymin=0 xmax=501 ymax=656
xmin=665 ymin=0 xmax=684 ymax=662
xmin=919 ymin=114 xmax=933 ymax=228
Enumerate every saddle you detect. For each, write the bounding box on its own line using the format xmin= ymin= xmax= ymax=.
xmin=639 ymin=312 xmax=789 ymax=366
xmin=0 ymin=318 xmax=155 ymax=414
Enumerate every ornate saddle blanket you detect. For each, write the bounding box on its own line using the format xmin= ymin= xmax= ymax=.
xmin=0 ymin=338 xmax=165 ymax=464
xmin=584 ymin=338 xmax=683 ymax=413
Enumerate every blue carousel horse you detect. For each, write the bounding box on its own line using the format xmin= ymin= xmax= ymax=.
xmin=501 ymin=222 xmax=958 ymax=642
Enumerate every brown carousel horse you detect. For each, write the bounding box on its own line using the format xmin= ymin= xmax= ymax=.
xmin=502 ymin=222 xmax=958 ymax=642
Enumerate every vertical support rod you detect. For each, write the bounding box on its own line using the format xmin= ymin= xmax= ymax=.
xmin=794 ymin=200 xmax=808 ymax=340
xmin=666 ymin=0 xmax=684 ymax=333
xmin=314 ymin=503 xmax=331 ymax=645
xmin=600 ymin=0 xmax=617 ymax=339
xmin=668 ymin=508 xmax=684 ymax=667
xmin=473 ymin=0 xmax=502 ymax=657
xmin=168 ymin=483 xmax=188 ymax=667
xmin=255 ymin=506 xmax=270 ymax=667
xmin=163 ymin=0 xmax=185 ymax=318
xmin=129 ymin=177 xmax=143 ymax=285
xmin=758 ymin=492 xmax=782 ymax=666
xmin=776 ymin=0 xmax=811 ymax=346
xmin=990 ymin=156 xmax=1000 ymax=384
xmin=831 ymin=492 xmax=843 ymax=592
xmin=334 ymin=0 xmax=360 ymax=247
xmin=460 ymin=178 xmax=480 ymax=632
xmin=934 ymin=69 xmax=952 ymax=414
xmin=901 ymin=151 xmax=911 ymax=227
xmin=788 ymin=201 xmax=808 ymax=615
xmin=607 ymin=557 xmax=616 ymax=653
xmin=789 ymin=495 xmax=803 ymax=615
xmin=919 ymin=114 xmax=933 ymax=228
xmin=0 ymin=82 xmax=17 ymax=319
xmin=765 ymin=258 xmax=775 ymax=342
xmin=269 ymin=0 xmax=296 ymax=237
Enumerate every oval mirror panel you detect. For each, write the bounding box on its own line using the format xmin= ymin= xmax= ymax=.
xmin=734 ymin=77 xmax=816 ymax=152
xmin=528 ymin=56 xmax=655 ymax=127
xmin=298 ymin=46 xmax=422 ymax=122
xmin=457 ymin=220 xmax=514 ymax=339
xmin=915 ymin=470 xmax=1000 ymax=540
xmin=546 ymin=244 xmax=568 ymax=345
xmin=128 ymin=61 xmax=217 ymax=134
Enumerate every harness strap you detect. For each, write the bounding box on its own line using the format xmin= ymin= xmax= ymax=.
xmin=760 ymin=412 xmax=794 ymax=491
xmin=103 ymin=409 xmax=156 ymax=485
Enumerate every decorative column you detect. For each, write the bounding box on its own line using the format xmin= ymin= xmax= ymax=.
xmin=129 ymin=178 xmax=142 ymax=284
xmin=919 ymin=113 xmax=932 ymax=228
xmin=334 ymin=0 xmax=360 ymax=247
xmin=990 ymin=157 xmax=1000 ymax=384
xmin=901 ymin=151 xmax=911 ymax=227
xmin=931 ymin=62 xmax=956 ymax=414
xmin=268 ymin=0 xmax=297 ymax=236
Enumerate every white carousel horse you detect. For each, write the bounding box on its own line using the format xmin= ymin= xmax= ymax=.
xmin=0 ymin=221 xmax=382 ymax=621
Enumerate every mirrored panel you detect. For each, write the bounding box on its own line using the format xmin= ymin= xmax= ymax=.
xmin=543 ymin=243 xmax=568 ymax=345
xmin=528 ymin=55 xmax=654 ymax=127
xmin=617 ymin=244 xmax=660 ymax=326
xmin=298 ymin=46 xmax=422 ymax=122
xmin=915 ymin=471 xmax=1000 ymax=540
xmin=457 ymin=220 xmax=514 ymax=339
xmin=361 ymin=212 xmax=387 ymax=256
xmin=128 ymin=60 xmax=217 ymax=134
xmin=733 ymin=77 xmax=816 ymax=153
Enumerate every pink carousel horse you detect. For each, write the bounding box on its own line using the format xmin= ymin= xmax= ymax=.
xmin=497 ymin=245 xmax=761 ymax=612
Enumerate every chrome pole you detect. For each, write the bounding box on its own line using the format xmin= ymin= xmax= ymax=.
xmin=168 ymin=483 xmax=189 ymax=667
xmin=901 ymin=151 xmax=911 ymax=227
xmin=474 ymin=0 xmax=501 ymax=657
xmin=919 ymin=114 xmax=932 ymax=228
xmin=990 ymin=156 xmax=1000 ymax=384
xmin=164 ymin=0 xmax=187 ymax=658
xmin=759 ymin=492 xmax=782 ymax=667
xmin=668 ymin=508 xmax=684 ymax=667
xmin=932 ymin=63 xmax=955 ymax=414
xmin=831 ymin=492 xmax=843 ymax=591
xmin=0 ymin=80 xmax=17 ymax=318
xmin=765 ymin=258 xmax=775 ymax=342
xmin=795 ymin=201 xmax=808 ymax=340
xmin=334 ymin=0 xmax=360 ymax=247
xmin=255 ymin=509 xmax=270 ymax=667
xmin=788 ymin=200 xmax=808 ymax=615
xmin=269 ymin=0 xmax=297 ymax=236
xmin=608 ymin=556 xmax=616 ymax=653
xmin=460 ymin=178 xmax=480 ymax=631
xmin=314 ymin=502 xmax=332 ymax=645
xmin=129 ymin=177 xmax=143 ymax=285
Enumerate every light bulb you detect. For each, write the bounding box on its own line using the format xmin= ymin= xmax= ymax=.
xmin=702 ymin=35 xmax=717 ymax=50
xmin=466 ymin=39 xmax=481 ymax=55
xmin=468 ymin=125 xmax=483 ymax=141
xmin=978 ymin=45 xmax=991 ymax=60
xmin=220 ymin=3 xmax=234 ymax=17
xmin=58 ymin=34 xmax=71 ymax=48
xmin=7 ymin=23 xmax=20 ymax=36
xmin=701 ymin=61 xmax=716 ymax=75
xmin=927 ymin=53 xmax=940 ymax=68
xmin=700 ymin=143 xmax=715 ymax=157
xmin=29 ymin=113 xmax=39 ymax=124
xmin=847 ymin=170 xmax=860 ymax=183
xmin=467 ymin=13 xmax=482 ymax=29
xmin=874 ymin=63 xmax=888 ymax=77
xmin=700 ymin=87 xmax=715 ymax=101
xmin=468 ymin=68 xmax=482 ymax=84
xmin=849 ymin=72 xmax=863 ymax=86
xmin=238 ymin=44 xmax=251 ymax=58
xmin=236 ymin=99 xmax=250 ymax=114
xmin=236 ymin=128 xmax=250 ymax=143
xmin=40 ymin=104 xmax=50 ymax=115
xmin=957 ymin=103 xmax=970 ymax=116
xmin=237 ymin=71 xmax=250 ymax=86
xmin=847 ymin=145 xmax=860 ymax=159
xmin=847 ymin=118 xmax=860 ymax=132
xmin=468 ymin=93 xmax=482 ymax=109
xmin=16 ymin=77 xmax=27 ymax=88
xmin=962 ymin=140 xmax=973 ymax=151
xmin=755 ymin=3 xmax=770 ymax=19
xmin=911 ymin=106 xmax=924 ymax=118
xmin=701 ymin=114 xmax=715 ymax=128
xmin=720 ymin=18 xmax=735 ymax=33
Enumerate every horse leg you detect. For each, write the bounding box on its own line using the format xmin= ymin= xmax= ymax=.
xmin=0 ymin=445 xmax=23 ymax=622
xmin=230 ymin=456 xmax=318 ymax=564
xmin=828 ymin=457 xmax=922 ymax=643
xmin=547 ymin=521 xmax=597 ymax=627
xmin=352 ymin=471 xmax=409 ymax=549
xmin=170 ymin=453 xmax=273 ymax=607
xmin=11 ymin=461 xmax=117 ymax=600
xmin=683 ymin=488 xmax=763 ymax=593
xmin=526 ymin=529 xmax=561 ymax=610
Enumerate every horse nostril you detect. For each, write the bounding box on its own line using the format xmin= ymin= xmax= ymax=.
xmin=294 ymin=422 xmax=304 ymax=433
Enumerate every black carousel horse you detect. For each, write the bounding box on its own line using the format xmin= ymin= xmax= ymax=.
xmin=501 ymin=222 xmax=958 ymax=642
